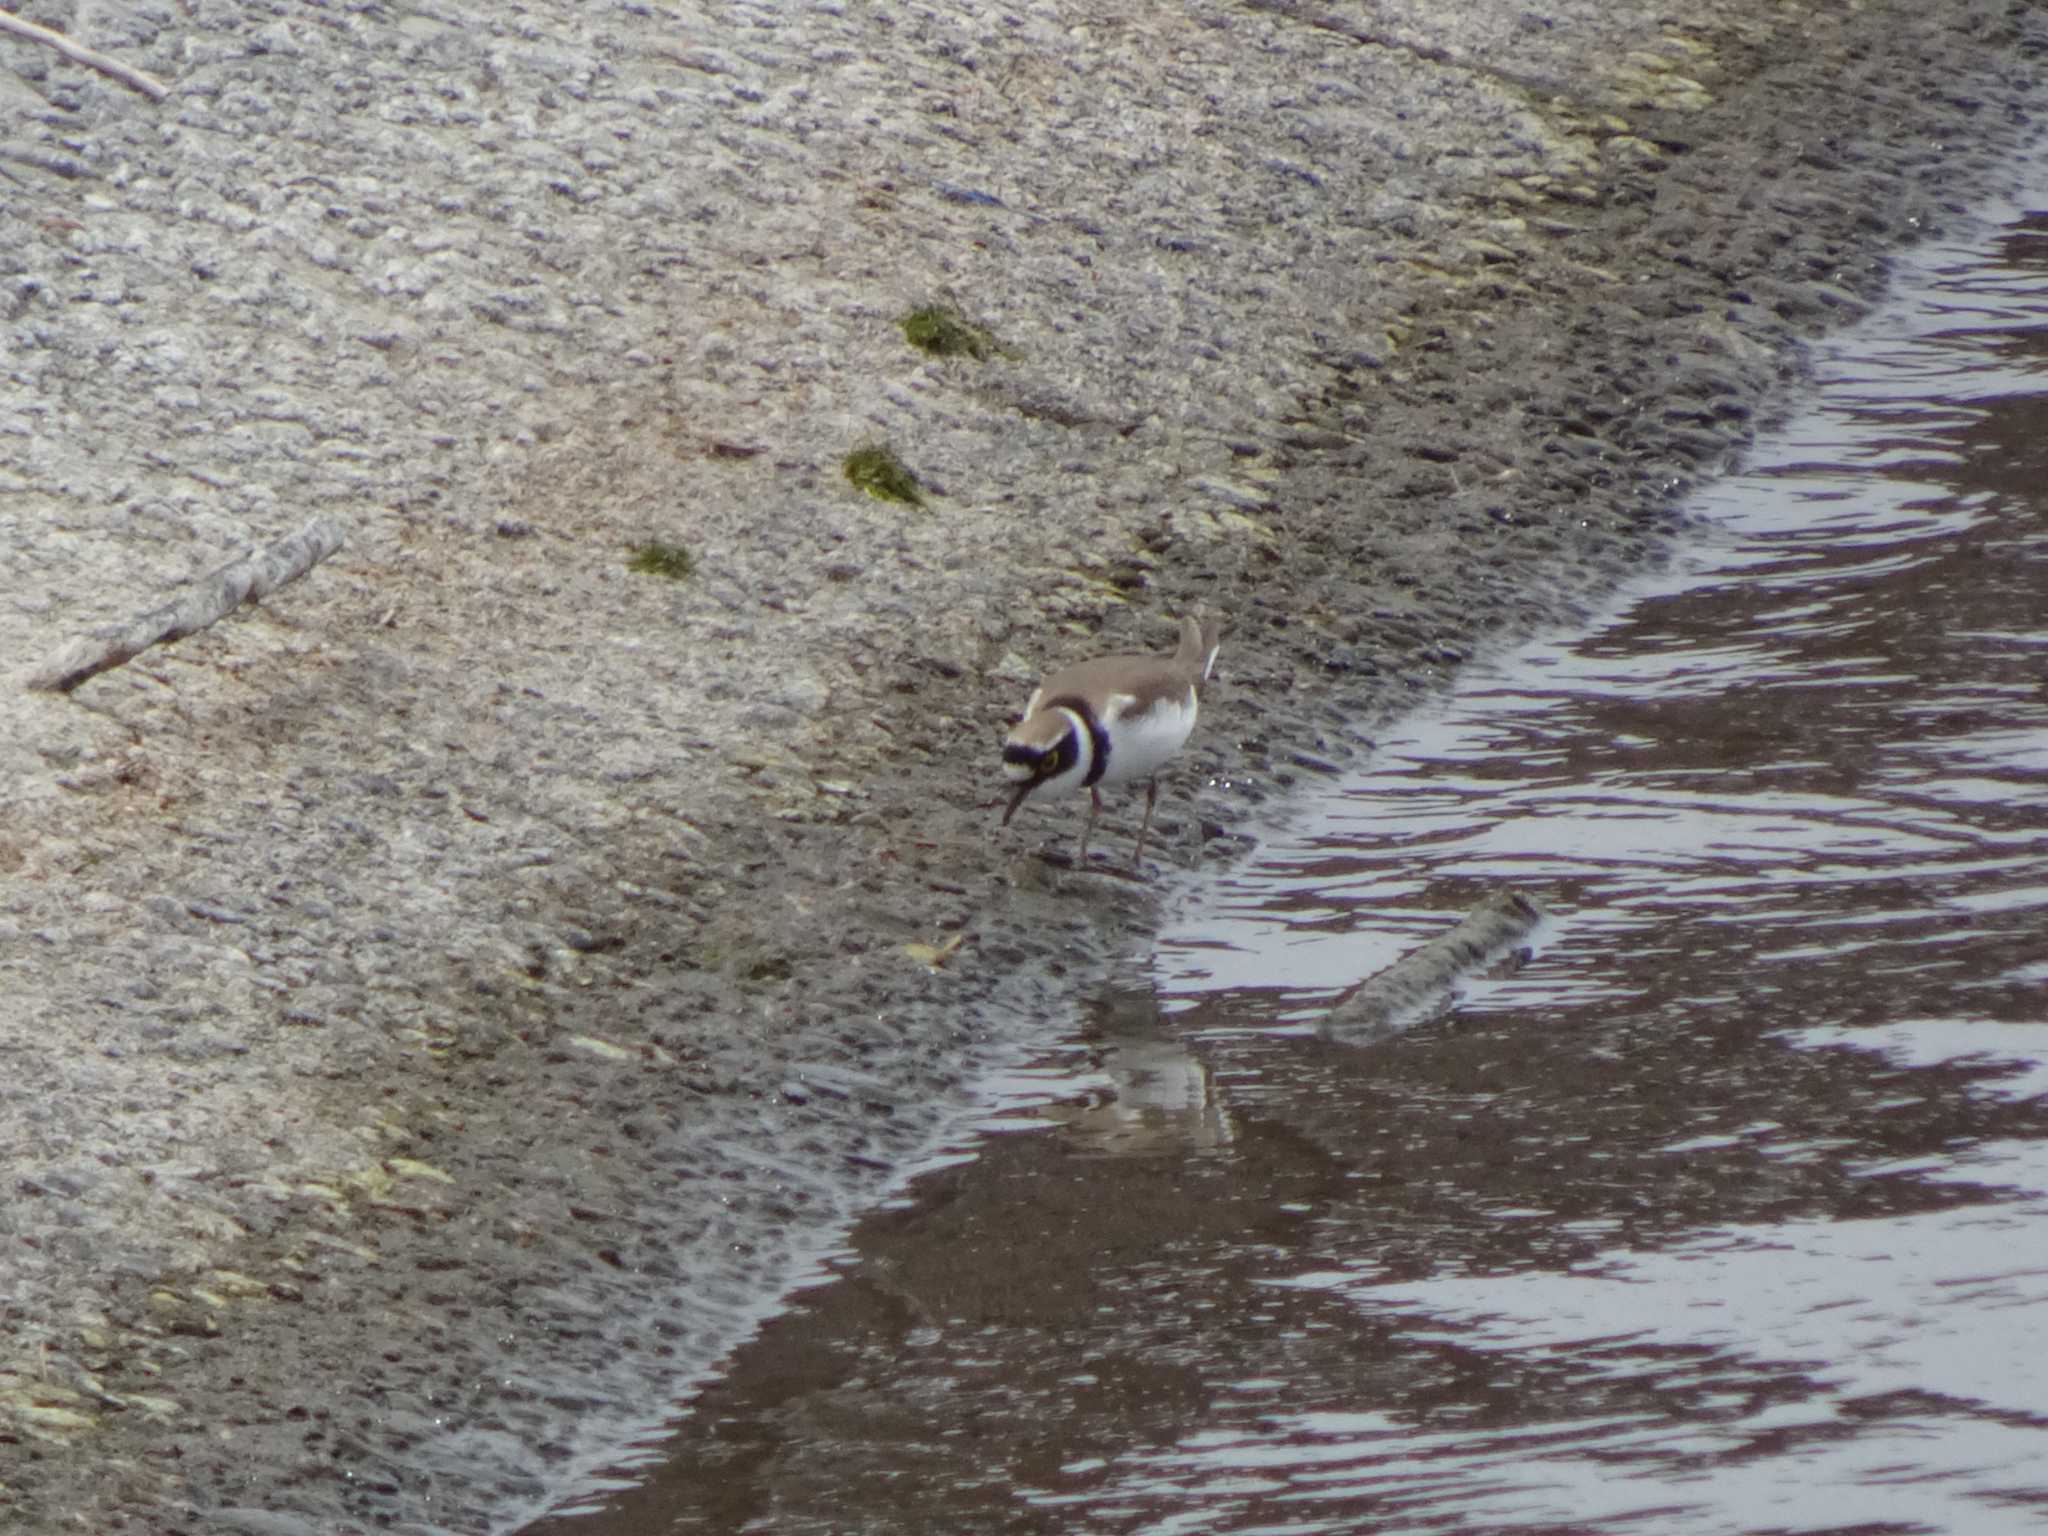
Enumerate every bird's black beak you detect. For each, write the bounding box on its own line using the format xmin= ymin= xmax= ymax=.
xmin=1001 ymin=778 xmax=1038 ymax=826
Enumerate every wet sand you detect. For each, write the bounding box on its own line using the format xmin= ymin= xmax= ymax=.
xmin=580 ymin=201 xmax=2048 ymax=1534
xmin=0 ymin=1 xmax=2042 ymax=1529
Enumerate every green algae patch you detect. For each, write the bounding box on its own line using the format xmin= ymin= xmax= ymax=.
xmin=900 ymin=304 xmax=1003 ymax=361
xmin=627 ymin=539 xmax=696 ymax=579
xmin=843 ymin=443 xmax=926 ymax=506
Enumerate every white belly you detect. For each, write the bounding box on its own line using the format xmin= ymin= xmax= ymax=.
xmin=1098 ymin=689 xmax=1197 ymax=785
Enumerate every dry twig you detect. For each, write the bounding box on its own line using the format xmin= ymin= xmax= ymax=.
xmin=27 ymin=519 xmax=346 ymax=694
xmin=0 ymin=8 xmax=170 ymax=101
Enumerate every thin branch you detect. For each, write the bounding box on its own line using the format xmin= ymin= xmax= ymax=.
xmin=27 ymin=519 xmax=346 ymax=694
xmin=1321 ymin=889 xmax=1546 ymax=1044
xmin=0 ymin=9 xmax=170 ymax=102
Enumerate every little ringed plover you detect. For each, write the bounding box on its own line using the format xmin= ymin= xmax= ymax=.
xmin=1001 ymin=612 xmax=1222 ymax=865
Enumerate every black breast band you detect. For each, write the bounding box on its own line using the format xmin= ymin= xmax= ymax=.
xmin=1043 ymin=694 xmax=1111 ymax=787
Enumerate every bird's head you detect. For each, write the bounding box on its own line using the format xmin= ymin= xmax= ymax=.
xmin=1000 ymin=707 xmax=1092 ymax=823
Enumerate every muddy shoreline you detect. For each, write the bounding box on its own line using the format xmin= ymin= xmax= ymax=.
xmin=1 ymin=1 xmax=2041 ymax=1531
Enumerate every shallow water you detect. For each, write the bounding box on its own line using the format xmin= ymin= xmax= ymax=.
xmin=523 ymin=195 xmax=2048 ymax=1534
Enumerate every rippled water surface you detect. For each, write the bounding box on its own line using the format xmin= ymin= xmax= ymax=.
xmin=527 ymin=196 xmax=2048 ymax=1535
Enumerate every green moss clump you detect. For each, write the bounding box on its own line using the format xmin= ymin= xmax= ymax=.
xmin=627 ymin=539 xmax=695 ymax=579
xmin=900 ymin=304 xmax=1001 ymax=361
xmin=843 ymin=443 xmax=925 ymax=506
xmin=745 ymin=953 xmax=794 ymax=984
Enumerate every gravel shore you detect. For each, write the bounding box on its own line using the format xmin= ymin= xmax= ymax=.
xmin=2 ymin=1 xmax=2041 ymax=1530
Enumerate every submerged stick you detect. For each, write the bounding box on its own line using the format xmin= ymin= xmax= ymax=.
xmin=0 ymin=10 xmax=171 ymax=101
xmin=1321 ymin=888 xmax=1546 ymax=1045
xmin=27 ymin=518 xmax=345 ymax=694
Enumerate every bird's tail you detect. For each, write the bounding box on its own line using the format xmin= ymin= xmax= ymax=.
xmin=1178 ymin=612 xmax=1223 ymax=682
